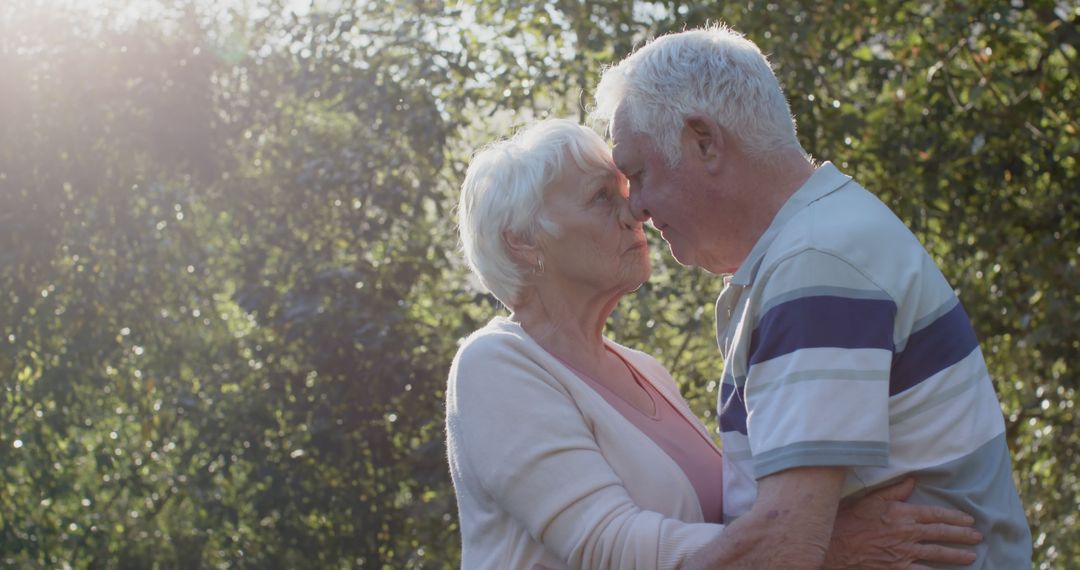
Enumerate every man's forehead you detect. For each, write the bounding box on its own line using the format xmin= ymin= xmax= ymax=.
xmin=609 ymin=112 xmax=631 ymax=160
xmin=609 ymin=130 xmax=640 ymax=171
xmin=609 ymin=105 xmax=631 ymax=141
xmin=610 ymin=143 xmax=629 ymax=173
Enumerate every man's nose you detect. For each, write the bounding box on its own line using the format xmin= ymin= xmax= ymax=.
xmin=628 ymin=189 xmax=650 ymax=223
xmin=618 ymin=195 xmax=640 ymax=230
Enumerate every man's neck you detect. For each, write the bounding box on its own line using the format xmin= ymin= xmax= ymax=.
xmin=695 ymin=149 xmax=814 ymax=275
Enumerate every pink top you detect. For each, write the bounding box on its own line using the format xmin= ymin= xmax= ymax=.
xmin=557 ymin=348 xmax=725 ymax=524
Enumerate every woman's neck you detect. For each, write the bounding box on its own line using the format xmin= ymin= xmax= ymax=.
xmin=509 ymin=286 xmax=620 ymax=368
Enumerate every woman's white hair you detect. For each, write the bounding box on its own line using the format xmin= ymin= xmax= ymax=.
xmin=458 ymin=119 xmax=615 ymax=307
xmin=593 ymin=23 xmax=801 ymax=165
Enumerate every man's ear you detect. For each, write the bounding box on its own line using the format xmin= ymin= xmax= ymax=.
xmin=682 ymin=113 xmax=725 ymax=174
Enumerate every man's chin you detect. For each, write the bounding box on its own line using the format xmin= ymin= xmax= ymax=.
xmin=668 ymin=243 xmax=729 ymax=273
xmin=667 ymin=243 xmax=699 ymax=268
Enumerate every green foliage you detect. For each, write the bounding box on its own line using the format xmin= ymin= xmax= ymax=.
xmin=0 ymin=0 xmax=1076 ymax=567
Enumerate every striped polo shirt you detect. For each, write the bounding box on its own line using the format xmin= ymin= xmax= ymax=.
xmin=715 ymin=162 xmax=1031 ymax=567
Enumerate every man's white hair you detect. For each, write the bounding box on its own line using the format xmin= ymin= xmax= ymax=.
xmin=593 ymin=23 xmax=801 ymax=165
xmin=458 ymin=119 xmax=615 ymax=307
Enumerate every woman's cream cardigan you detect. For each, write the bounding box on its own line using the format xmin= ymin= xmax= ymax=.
xmin=446 ymin=317 xmax=724 ymax=569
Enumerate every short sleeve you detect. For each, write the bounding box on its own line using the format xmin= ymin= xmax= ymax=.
xmin=744 ymin=249 xmax=896 ymax=479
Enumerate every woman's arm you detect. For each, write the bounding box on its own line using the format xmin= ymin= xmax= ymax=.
xmin=449 ymin=335 xmax=721 ymax=569
xmin=450 ymin=335 xmax=981 ymax=569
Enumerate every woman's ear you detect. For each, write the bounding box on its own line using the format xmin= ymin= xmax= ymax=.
xmin=502 ymin=229 xmax=542 ymax=266
xmin=682 ymin=113 xmax=725 ymax=174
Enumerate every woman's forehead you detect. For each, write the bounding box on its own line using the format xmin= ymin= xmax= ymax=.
xmin=546 ymin=162 xmax=611 ymax=199
xmin=573 ymin=164 xmax=618 ymax=189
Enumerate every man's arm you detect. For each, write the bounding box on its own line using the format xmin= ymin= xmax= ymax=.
xmin=685 ymin=466 xmax=846 ymax=570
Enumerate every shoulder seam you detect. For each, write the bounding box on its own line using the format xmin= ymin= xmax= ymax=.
xmin=756 ymin=246 xmax=899 ymax=308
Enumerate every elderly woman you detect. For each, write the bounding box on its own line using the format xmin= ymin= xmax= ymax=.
xmin=446 ymin=119 xmax=981 ymax=569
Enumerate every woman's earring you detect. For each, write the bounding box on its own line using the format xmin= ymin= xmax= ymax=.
xmin=534 ymin=257 xmax=545 ymax=275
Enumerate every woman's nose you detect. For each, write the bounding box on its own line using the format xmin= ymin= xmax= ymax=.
xmin=619 ymin=195 xmax=641 ymax=230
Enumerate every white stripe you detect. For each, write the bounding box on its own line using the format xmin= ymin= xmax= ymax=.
xmin=887 ymin=384 xmax=1005 ymax=467
xmin=747 ymin=374 xmax=890 ymax=456
xmin=757 ymin=248 xmax=883 ymax=302
xmin=748 ymin=346 xmax=892 ymax=395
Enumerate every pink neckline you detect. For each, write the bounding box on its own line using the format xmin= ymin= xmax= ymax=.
xmin=534 ymin=335 xmax=721 ymax=455
xmin=600 ymin=348 xmax=723 ymax=458
xmin=547 ymin=346 xmax=660 ymax=420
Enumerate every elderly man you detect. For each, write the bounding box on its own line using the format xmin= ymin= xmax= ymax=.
xmin=593 ymin=24 xmax=1031 ymax=569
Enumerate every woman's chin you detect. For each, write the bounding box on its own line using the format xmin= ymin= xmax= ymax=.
xmin=626 ymin=269 xmax=651 ymax=293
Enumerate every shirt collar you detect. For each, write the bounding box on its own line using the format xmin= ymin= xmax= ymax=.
xmin=728 ymin=162 xmax=852 ymax=286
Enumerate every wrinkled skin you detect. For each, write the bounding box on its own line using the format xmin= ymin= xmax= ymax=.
xmin=531 ymin=478 xmax=981 ymax=569
xmin=825 ymin=478 xmax=982 ymax=569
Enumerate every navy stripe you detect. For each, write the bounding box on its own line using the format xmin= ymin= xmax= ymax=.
xmin=719 ymin=381 xmax=748 ymax=435
xmin=749 ymin=296 xmax=896 ymax=366
xmin=890 ymin=301 xmax=979 ymax=395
